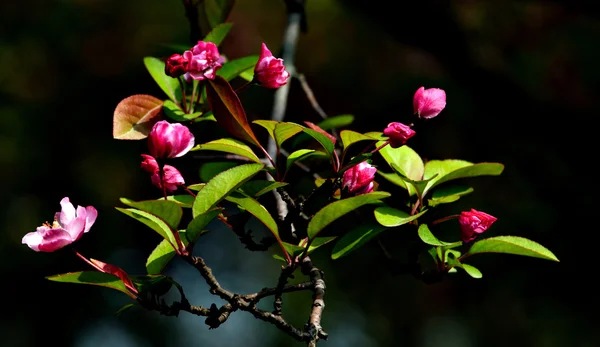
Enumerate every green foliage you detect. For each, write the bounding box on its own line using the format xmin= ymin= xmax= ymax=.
xmin=464 ymin=236 xmax=559 ymax=262
xmin=47 ymin=271 xmax=136 ymax=299
xmin=191 ymin=138 xmax=262 ymax=163
xmin=143 ymin=57 xmax=181 ymax=103
xmin=331 ymin=222 xmax=387 ymax=259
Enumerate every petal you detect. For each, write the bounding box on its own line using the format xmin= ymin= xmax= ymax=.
xmin=23 ymin=227 xmax=73 ymax=252
xmin=58 ymin=197 xmax=76 ymax=226
xmin=413 ymin=86 xmax=425 ymax=114
xmin=84 ymin=206 xmax=98 ymax=233
xmin=65 ymin=216 xmax=86 ymax=241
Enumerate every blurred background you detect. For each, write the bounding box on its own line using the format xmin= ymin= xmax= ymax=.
xmin=1 ymin=0 xmax=596 ymax=346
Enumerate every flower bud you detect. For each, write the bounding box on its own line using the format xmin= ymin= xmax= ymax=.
xmin=413 ymin=86 xmax=446 ymax=119
xmin=342 ymin=161 xmax=377 ymax=196
xmin=458 ymin=209 xmax=497 ymax=243
xmin=254 ymin=43 xmax=290 ymax=89
xmin=140 ymin=154 xmax=185 ymax=192
xmin=165 ymin=53 xmax=188 ymax=78
xmin=147 ymin=120 xmax=195 ymax=159
xmin=383 ymin=122 xmax=416 ymax=148
xmin=183 ymin=41 xmax=225 ymax=81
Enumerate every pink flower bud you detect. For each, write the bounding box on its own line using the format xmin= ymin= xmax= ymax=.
xmin=458 ymin=209 xmax=497 ymax=243
xmin=165 ymin=53 xmax=188 ymax=78
xmin=254 ymin=43 xmax=290 ymax=89
xmin=22 ymin=197 xmax=97 ymax=252
xmin=383 ymin=122 xmax=416 ymax=148
xmin=183 ymin=41 xmax=225 ymax=81
xmin=147 ymin=120 xmax=195 ymax=159
xmin=140 ymin=154 xmax=185 ymax=192
xmin=413 ymin=86 xmax=446 ymax=119
xmin=342 ymin=161 xmax=377 ymax=196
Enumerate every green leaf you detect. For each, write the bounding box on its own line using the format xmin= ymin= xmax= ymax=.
xmin=422 ymin=160 xmax=504 ymax=197
xmin=224 ymin=192 xmax=281 ymax=244
xmin=238 ymin=180 xmax=288 ymax=197
xmin=192 ymin=163 xmax=264 ymax=217
xmin=377 ymin=171 xmax=411 ymax=191
xmin=203 ymin=22 xmax=233 ymax=46
xmin=115 ymin=207 xmax=177 ymax=249
xmin=163 ymin=100 xmax=202 ymax=121
xmin=464 ymin=236 xmax=559 ymax=262
xmin=307 ymin=191 xmax=391 ymax=239
xmin=253 ymin=120 xmax=304 ymax=148
xmin=186 ymin=209 xmax=222 ymax=243
xmin=199 ymin=161 xmax=240 ymax=182
xmin=286 ymin=149 xmax=317 ymax=172
xmin=166 ymin=195 xmax=195 ymax=208
xmin=218 ymin=55 xmax=259 ymax=81
xmin=428 ymin=185 xmax=474 ymax=207
xmin=206 ymin=76 xmax=262 ymax=148
xmin=115 ymin=303 xmax=135 ymax=316
xmin=460 ymin=263 xmax=483 ymax=278
xmin=417 ymin=224 xmax=458 ymax=247
xmin=373 ymin=206 xmax=427 ymax=227
xmin=281 ymin=237 xmax=337 ymax=258
xmin=47 ymin=271 xmax=135 ymax=299
xmin=146 ymin=239 xmax=178 ymax=275
xmin=143 ymin=57 xmax=181 ymax=102
xmin=317 ymin=114 xmax=355 ymax=130
xmin=239 ymin=67 xmax=254 ymax=82
xmin=191 ymin=138 xmax=261 ymax=163
xmin=331 ymin=223 xmax=387 ymax=259
xmin=340 ymin=130 xmax=378 ymax=152
xmin=188 ymin=183 xmax=206 ymax=191
xmin=112 ymin=94 xmax=163 ymax=140
xmin=119 ymin=198 xmax=183 ymax=231
xmin=303 ymin=128 xmax=336 ymax=166
xmin=378 ymin=144 xmax=424 ymax=196
xmin=203 ymin=0 xmax=234 ymax=29
xmin=131 ymin=275 xmax=175 ymax=296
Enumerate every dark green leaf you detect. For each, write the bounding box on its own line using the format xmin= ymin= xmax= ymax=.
xmin=143 ymin=57 xmax=181 ymax=102
xmin=331 ymin=223 xmax=387 ymax=259
xmin=317 ymin=114 xmax=355 ymax=130
xmin=203 ymin=0 xmax=235 ymax=29
xmin=218 ymin=55 xmax=259 ymax=81
xmin=203 ymin=22 xmax=233 ymax=46
xmin=238 ymin=180 xmax=288 ymax=197
xmin=163 ymin=100 xmax=202 ymax=121
xmin=200 ymin=161 xmax=240 ymax=182
xmin=191 ymin=138 xmax=261 ymax=163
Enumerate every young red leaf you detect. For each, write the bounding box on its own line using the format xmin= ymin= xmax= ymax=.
xmin=113 ymin=94 xmax=163 ymax=140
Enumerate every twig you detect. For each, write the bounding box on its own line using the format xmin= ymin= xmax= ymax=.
xmin=301 ymin=256 xmax=328 ymax=345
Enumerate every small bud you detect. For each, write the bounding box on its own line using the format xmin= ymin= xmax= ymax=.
xmin=383 ymin=122 xmax=416 ymax=148
xmin=165 ymin=53 xmax=188 ymax=78
xmin=140 ymin=154 xmax=185 ymax=193
xmin=458 ymin=209 xmax=497 ymax=243
xmin=413 ymin=86 xmax=446 ymax=119
xmin=254 ymin=43 xmax=290 ymax=89
xmin=342 ymin=161 xmax=377 ymax=196
xmin=147 ymin=120 xmax=195 ymax=159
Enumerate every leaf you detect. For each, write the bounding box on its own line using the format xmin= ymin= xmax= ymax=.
xmin=460 ymin=263 xmax=483 ymax=278
xmin=303 ymin=128 xmax=336 ymax=167
xmin=47 ymin=271 xmax=136 ymax=299
xmin=417 ymin=224 xmax=458 ymax=247
xmin=166 ymin=195 xmax=195 ymax=208
xmin=281 ymin=237 xmax=337 ymax=258
xmin=464 ymin=236 xmax=559 ymax=262
xmin=428 ymin=185 xmax=474 ymax=207
xmin=203 ymin=0 xmax=235 ymax=29
xmin=238 ymin=180 xmax=288 ymax=197
xmin=307 ymin=191 xmax=391 ymax=239
xmin=163 ymin=100 xmax=202 ymax=121
xmin=143 ymin=57 xmax=181 ymax=102
xmin=146 ymin=239 xmax=178 ymax=275
xmin=115 ymin=207 xmax=177 ymax=250
xmin=186 ymin=209 xmax=222 ymax=243
xmin=225 ymin=192 xmax=282 ymax=245
xmin=317 ymin=114 xmax=355 ymax=130
xmin=286 ymin=149 xmax=317 ymax=172
xmin=373 ymin=206 xmax=427 ymax=227
xmin=203 ymin=22 xmax=233 ymax=46
xmin=130 ymin=275 xmax=175 ymax=296
xmin=206 ymin=76 xmax=261 ymax=148
xmin=253 ymin=120 xmax=304 ymax=148
xmin=119 ymin=198 xmax=183 ymax=231
xmin=200 ymin=161 xmax=240 ymax=182
xmin=191 ymin=138 xmax=261 ymax=163
xmin=113 ymin=94 xmax=163 ymax=140
xmin=422 ymin=160 xmax=504 ymax=196
xmin=115 ymin=303 xmax=135 ymax=316
xmin=218 ymin=55 xmax=259 ymax=81
xmin=192 ymin=163 xmax=264 ymax=217
xmin=331 ymin=223 xmax=387 ymax=259
xmin=377 ymin=144 xmax=424 ymax=196
xmin=340 ymin=130 xmax=379 ymax=153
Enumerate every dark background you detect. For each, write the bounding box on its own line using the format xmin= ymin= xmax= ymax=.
xmin=2 ymin=1 xmax=596 ymax=346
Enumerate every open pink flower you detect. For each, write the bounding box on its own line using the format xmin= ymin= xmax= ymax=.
xmin=141 ymin=154 xmax=185 ymax=192
xmin=182 ymin=41 xmax=225 ymax=81
xmin=413 ymin=86 xmax=446 ymax=119
xmin=22 ymin=197 xmax=98 ymax=252
xmin=254 ymin=43 xmax=290 ymax=89
xmin=459 ymin=209 xmax=497 ymax=243
xmin=342 ymin=161 xmax=377 ymax=196
xmin=165 ymin=53 xmax=189 ymax=78
xmin=383 ymin=122 xmax=416 ymax=148
xmin=148 ymin=120 xmax=195 ymax=159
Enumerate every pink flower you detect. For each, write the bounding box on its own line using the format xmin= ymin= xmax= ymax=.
xmin=459 ymin=209 xmax=497 ymax=243
xmin=413 ymin=86 xmax=446 ymax=119
xmin=383 ymin=122 xmax=416 ymax=148
xmin=182 ymin=41 xmax=225 ymax=80
xmin=141 ymin=154 xmax=185 ymax=192
xmin=165 ymin=53 xmax=188 ymax=78
xmin=148 ymin=120 xmax=195 ymax=159
xmin=22 ymin=197 xmax=98 ymax=252
xmin=342 ymin=161 xmax=377 ymax=196
xmin=254 ymin=43 xmax=290 ymax=89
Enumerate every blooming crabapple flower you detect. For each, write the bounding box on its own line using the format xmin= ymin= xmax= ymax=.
xmin=148 ymin=120 xmax=195 ymax=159
xmin=254 ymin=43 xmax=290 ymax=89
xmin=342 ymin=161 xmax=377 ymax=196
xmin=383 ymin=122 xmax=416 ymax=148
xmin=413 ymin=86 xmax=446 ymax=119
xmin=140 ymin=154 xmax=185 ymax=192
xmin=22 ymin=197 xmax=98 ymax=252
xmin=458 ymin=208 xmax=498 ymax=243
xmin=165 ymin=53 xmax=188 ymax=78
xmin=182 ymin=41 xmax=225 ymax=80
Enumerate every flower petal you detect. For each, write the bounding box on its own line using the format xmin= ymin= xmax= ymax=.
xmin=84 ymin=206 xmax=98 ymax=233
xmin=65 ymin=216 xmax=86 ymax=241
xmin=58 ymin=197 xmax=76 ymax=226
xmin=22 ymin=226 xmax=73 ymax=252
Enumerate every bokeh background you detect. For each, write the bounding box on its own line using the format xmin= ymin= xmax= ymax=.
xmin=2 ymin=0 xmax=596 ymax=346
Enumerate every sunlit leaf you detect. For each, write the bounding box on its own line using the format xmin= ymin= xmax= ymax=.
xmin=113 ymin=94 xmax=163 ymax=140
xmin=373 ymin=206 xmax=426 ymax=227
xmin=417 ymin=224 xmax=458 ymax=247
xmin=377 ymin=144 xmax=423 ymax=196
xmin=340 ymin=130 xmax=378 ymax=153
xmin=428 ymin=185 xmax=474 ymax=207
xmin=253 ymin=120 xmax=304 ymax=148
xmin=146 ymin=238 xmax=178 ymax=275
xmin=225 ymin=192 xmax=282 ymax=246
xmin=303 ymin=128 xmax=336 ymax=167
xmin=331 ymin=223 xmax=387 ymax=259
xmin=286 ymin=149 xmax=317 ymax=172
xmin=464 ymin=236 xmax=559 ymax=262
xmin=119 ymin=198 xmax=183 ymax=230
xmin=115 ymin=207 xmax=177 ymax=250
xmin=163 ymin=100 xmax=202 ymax=121
xmin=166 ymin=195 xmax=195 ymax=208
xmin=47 ymin=271 xmax=136 ymax=299
xmin=143 ymin=57 xmax=181 ymax=102
xmin=191 ymin=138 xmax=261 ymax=163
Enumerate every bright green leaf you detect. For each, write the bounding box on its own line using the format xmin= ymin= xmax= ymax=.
xmin=186 ymin=209 xmax=221 ymax=243
xmin=218 ymin=55 xmax=259 ymax=81
xmin=465 ymin=236 xmax=559 ymax=262
xmin=378 ymin=143 xmax=424 ymax=181
xmin=373 ymin=206 xmax=427 ymax=227
xmin=317 ymin=114 xmax=354 ymax=130
xmin=47 ymin=271 xmax=135 ymax=299
xmin=224 ymin=192 xmax=281 ymax=244
xmin=340 ymin=130 xmax=378 ymax=152
xmin=119 ymin=198 xmax=183 ymax=231
xmin=192 ymin=138 xmax=261 ymax=163
xmin=115 ymin=207 xmax=177 ymax=250
xmin=146 ymin=239 xmax=178 ymax=275
xmin=163 ymin=100 xmax=202 ymax=121
xmin=418 ymin=224 xmax=458 ymax=247
xmin=303 ymin=128 xmax=336 ymax=166
xmin=331 ymin=223 xmax=387 ymax=259
xmin=143 ymin=57 xmax=181 ymax=102
xmin=423 ymin=160 xmax=504 ymax=196
xmin=460 ymin=263 xmax=483 ymax=278
xmin=286 ymin=149 xmax=317 ymax=172
xmin=166 ymin=195 xmax=195 ymax=208
xmin=428 ymin=185 xmax=474 ymax=207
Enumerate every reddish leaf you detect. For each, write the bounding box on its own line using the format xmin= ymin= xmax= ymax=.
xmin=304 ymin=121 xmax=337 ymax=144
xmin=206 ymin=76 xmax=261 ymax=148
xmin=89 ymin=258 xmax=139 ymax=294
xmin=113 ymin=94 xmax=163 ymax=140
